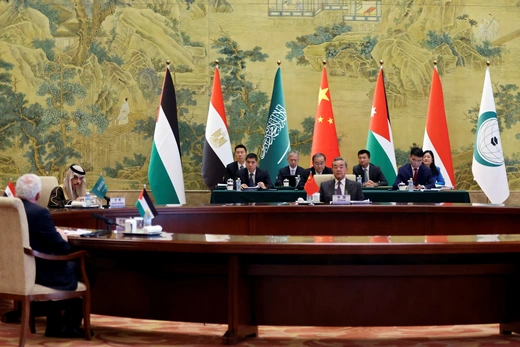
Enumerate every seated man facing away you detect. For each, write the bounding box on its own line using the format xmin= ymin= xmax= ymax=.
xmin=392 ymin=147 xmax=435 ymax=190
xmin=297 ymin=152 xmax=333 ymax=190
xmin=17 ymin=174 xmax=87 ymax=338
xmin=223 ymin=144 xmax=247 ymax=183
xmin=48 ymin=164 xmax=87 ymax=208
xmin=319 ymin=157 xmax=364 ymax=203
xmin=236 ymin=153 xmax=274 ymax=190
xmin=275 ymin=150 xmax=305 ymax=187
xmin=352 ymin=149 xmax=388 ymax=187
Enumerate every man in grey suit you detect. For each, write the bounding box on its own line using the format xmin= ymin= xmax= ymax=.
xmin=320 ymin=157 xmax=364 ymax=203
xmin=352 ymin=149 xmax=388 ymax=187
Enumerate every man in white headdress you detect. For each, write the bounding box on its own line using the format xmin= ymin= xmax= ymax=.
xmin=48 ymin=164 xmax=87 ymax=208
xmin=117 ymin=97 xmax=130 ymax=125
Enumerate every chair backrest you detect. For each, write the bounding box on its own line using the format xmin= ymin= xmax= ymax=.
xmin=39 ymin=176 xmax=58 ymax=208
xmin=0 ymin=197 xmax=36 ymax=295
xmin=314 ymin=174 xmax=356 ymax=188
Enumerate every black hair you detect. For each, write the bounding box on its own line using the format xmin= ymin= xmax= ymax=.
xmin=357 ymin=149 xmax=370 ymax=158
xmin=246 ymin=153 xmax=258 ymax=161
xmin=235 ymin=144 xmax=247 ymax=152
xmin=410 ymin=147 xmax=424 ymax=158
xmin=312 ymin=153 xmax=326 ymax=162
xmin=423 ymin=150 xmax=439 ymax=176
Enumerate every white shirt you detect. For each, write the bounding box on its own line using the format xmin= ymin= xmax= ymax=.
xmin=334 ymin=178 xmax=346 ymax=195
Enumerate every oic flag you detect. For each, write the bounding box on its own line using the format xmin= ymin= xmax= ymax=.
xmin=4 ymin=179 xmax=15 ymax=198
xmin=260 ymin=65 xmax=291 ymax=180
xmin=135 ymin=187 xmax=158 ymax=218
xmin=304 ymin=172 xmax=319 ymax=196
xmin=366 ymin=65 xmax=397 ymax=183
xmin=472 ymin=65 xmax=509 ymax=204
xmin=202 ymin=66 xmax=233 ymax=189
xmin=310 ymin=65 xmax=340 ymax=167
xmin=91 ymin=173 xmax=108 ymax=200
xmin=422 ymin=65 xmax=455 ymax=187
xmin=148 ymin=64 xmax=186 ymax=205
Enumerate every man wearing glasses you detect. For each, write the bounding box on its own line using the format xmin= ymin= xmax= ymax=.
xmin=392 ymin=147 xmax=435 ymax=190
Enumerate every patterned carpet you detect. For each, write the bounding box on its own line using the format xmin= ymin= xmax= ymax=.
xmin=2 ymin=299 xmax=520 ymax=346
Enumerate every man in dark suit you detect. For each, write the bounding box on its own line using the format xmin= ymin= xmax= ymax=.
xmin=275 ymin=150 xmax=305 ymax=187
xmin=236 ymin=153 xmax=274 ymax=190
xmin=392 ymin=147 xmax=435 ymax=190
xmin=16 ymin=174 xmax=86 ymax=338
xmin=320 ymin=157 xmax=364 ymax=203
xmin=352 ymin=149 xmax=388 ymax=187
xmin=223 ymin=144 xmax=247 ymax=182
xmin=297 ymin=153 xmax=333 ymax=189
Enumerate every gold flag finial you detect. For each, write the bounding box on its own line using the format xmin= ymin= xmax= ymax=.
xmin=379 ymin=60 xmax=383 ymax=66
xmin=486 ymin=60 xmax=491 ymax=66
xmin=277 ymin=60 xmax=281 ymax=66
xmin=215 ymin=59 xmax=219 ymax=67
xmin=322 ymin=59 xmax=327 ymax=66
xmin=166 ymin=60 xmax=170 ymax=66
xmin=433 ymin=60 xmax=437 ymax=66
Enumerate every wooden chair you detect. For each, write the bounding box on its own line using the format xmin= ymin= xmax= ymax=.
xmin=0 ymin=197 xmax=91 ymax=347
xmin=38 ymin=176 xmax=58 ymax=208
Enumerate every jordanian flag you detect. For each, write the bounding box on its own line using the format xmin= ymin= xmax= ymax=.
xmin=260 ymin=65 xmax=290 ymax=180
xmin=366 ymin=66 xmax=397 ymax=183
xmin=472 ymin=65 xmax=509 ymax=204
xmin=422 ymin=65 xmax=455 ymax=187
xmin=136 ymin=187 xmax=158 ymax=218
xmin=202 ymin=65 xmax=233 ymax=189
xmin=148 ymin=64 xmax=186 ymax=205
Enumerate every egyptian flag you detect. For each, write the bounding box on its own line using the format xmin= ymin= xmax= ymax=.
xmin=423 ymin=65 xmax=455 ymax=187
xmin=148 ymin=64 xmax=186 ymax=205
xmin=202 ymin=66 xmax=233 ymax=189
xmin=4 ymin=179 xmax=15 ymax=198
xmin=310 ymin=65 xmax=340 ymax=167
xmin=366 ymin=65 xmax=397 ymax=184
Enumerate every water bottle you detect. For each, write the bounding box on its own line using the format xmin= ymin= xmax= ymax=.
xmin=144 ymin=211 xmax=152 ymax=227
xmin=408 ymin=178 xmax=414 ymax=191
xmin=356 ymin=175 xmax=362 ymax=185
xmin=85 ymin=191 xmax=92 ymax=207
xmin=235 ymin=178 xmax=241 ymax=190
xmin=295 ymin=175 xmax=300 ymax=188
xmin=226 ymin=178 xmax=233 ymax=190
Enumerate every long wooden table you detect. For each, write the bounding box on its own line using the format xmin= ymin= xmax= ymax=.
xmin=68 ymin=232 xmax=520 ymax=344
xmin=52 ymin=203 xmax=520 ymax=236
xmin=210 ymin=189 xmax=471 ymax=203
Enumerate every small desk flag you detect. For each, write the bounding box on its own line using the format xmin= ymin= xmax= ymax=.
xmin=136 ymin=188 xmax=158 ymax=219
xmin=91 ymin=174 xmax=108 ymax=200
xmin=304 ymin=172 xmax=319 ymax=196
xmin=4 ymin=179 xmax=15 ymax=198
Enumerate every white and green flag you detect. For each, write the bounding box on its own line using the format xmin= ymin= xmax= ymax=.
xmin=260 ymin=66 xmax=290 ymax=180
xmin=472 ymin=65 xmax=509 ymax=204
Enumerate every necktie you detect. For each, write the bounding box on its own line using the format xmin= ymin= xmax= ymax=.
xmin=291 ymin=168 xmax=295 ymax=175
xmin=364 ymin=168 xmax=369 ymax=183
xmin=336 ymin=181 xmax=342 ymax=195
xmin=413 ymin=168 xmax=418 ymax=183
xmin=249 ymin=173 xmax=254 ymax=187
xmin=239 ymin=165 xmax=244 ymax=170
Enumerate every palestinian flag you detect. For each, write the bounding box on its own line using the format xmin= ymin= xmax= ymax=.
xmin=136 ymin=188 xmax=158 ymax=218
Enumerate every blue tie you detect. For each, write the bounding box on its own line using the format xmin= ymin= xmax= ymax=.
xmin=336 ymin=181 xmax=342 ymax=195
xmin=249 ymin=173 xmax=254 ymax=187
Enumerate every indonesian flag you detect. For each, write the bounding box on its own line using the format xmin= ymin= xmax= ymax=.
xmin=366 ymin=66 xmax=397 ymax=183
xmin=4 ymin=179 xmax=15 ymax=198
xmin=304 ymin=172 xmax=319 ymax=196
xmin=148 ymin=64 xmax=186 ymax=205
xmin=202 ymin=66 xmax=233 ymax=189
xmin=310 ymin=65 xmax=340 ymax=167
xmin=135 ymin=187 xmax=158 ymax=218
xmin=422 ymin=66 xmax=455 ymax=187
xmin=472 ymin=66 xmax=509 ymax=204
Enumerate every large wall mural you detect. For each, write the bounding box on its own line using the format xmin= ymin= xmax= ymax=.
xmin=0 ymin=0 xmax=519 ymax=191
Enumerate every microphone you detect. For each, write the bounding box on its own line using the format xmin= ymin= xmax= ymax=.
xmin=91 ymin=213 xmax=122 ymax=230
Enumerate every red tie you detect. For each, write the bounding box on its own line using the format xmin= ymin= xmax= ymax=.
xmin=413 ymin=168 xmax=418 ymax=183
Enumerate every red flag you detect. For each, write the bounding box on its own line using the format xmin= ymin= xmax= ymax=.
xmin=310 ymin=65 xmax=340 ymax=167
xmin=304 ymin=172 xmax=319 ymax=196
xmin=422 ymin=66 xmax=455 ymax=187
xmin=4 ymin=179 xmax=15 ymax=198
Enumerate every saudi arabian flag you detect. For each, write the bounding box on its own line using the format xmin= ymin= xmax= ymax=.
xmin=472 ymin=65 xmax=509 ymax=204
xmin=260 ymin=66 xmax=290 ymax=181
xmin=91 ymin=173 xmax=108 ymax=200
xmin=148 ymin=64 xmax=186 ymax=205
xmin=366 ymin=66 xmax=397 ymax=183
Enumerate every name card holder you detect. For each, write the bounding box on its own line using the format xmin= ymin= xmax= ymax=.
xmin=110 ymin=197 xmax=126 ymax=208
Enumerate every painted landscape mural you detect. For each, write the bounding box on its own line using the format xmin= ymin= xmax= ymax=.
xmin=0 ymin=0 xmax=519 ymax=191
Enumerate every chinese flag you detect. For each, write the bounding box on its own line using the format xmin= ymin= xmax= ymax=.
xmin=304 ymin=172 xmax=319 ymax=196
xmin=310 ymin=65 xmax=340 ymax=167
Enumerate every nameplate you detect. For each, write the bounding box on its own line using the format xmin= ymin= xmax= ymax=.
xmin=332 ymin=194 xmax=350 ymax=205
xmin=110 ymin=197 xmax=126 ymax=208
xmin=115 ymin=217 xmax=126 ymax=231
